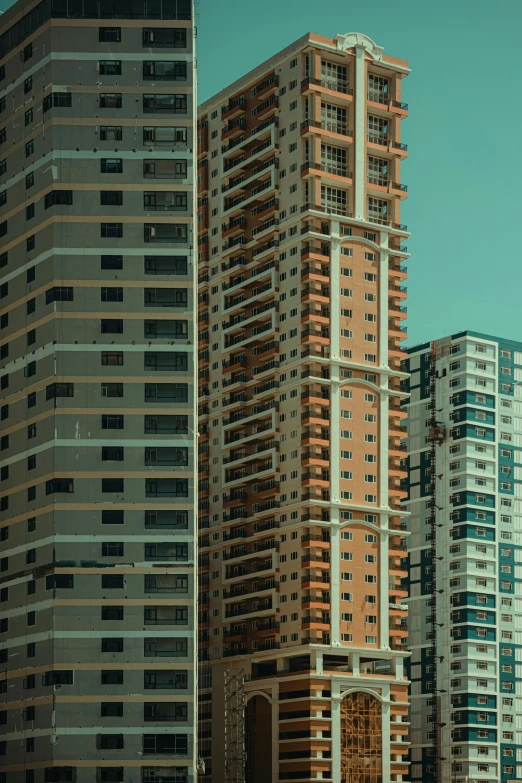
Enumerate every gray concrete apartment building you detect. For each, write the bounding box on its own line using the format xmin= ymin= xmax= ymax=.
xmin=0 ymin=2 xmax=197 ymax=782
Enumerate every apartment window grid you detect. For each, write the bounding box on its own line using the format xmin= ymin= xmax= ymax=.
xmin=0 ymin=6 xmax=197 ymax=779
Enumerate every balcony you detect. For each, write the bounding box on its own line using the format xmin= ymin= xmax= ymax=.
xmin=223 ymin=580 xmax=277 ymax=600
xmin=367 ymin=133 xmax=408 ymax=153
xmin=302 ymin=615 xmax=330 ymax=630
xmin=222 ymin=355 xmax=247 ymax=372
xmin=223 ymin=547 xmax=248 ymax=561
xmin=222 ymin=117 xmax=246 ymax=139
xmin=222 ymin=524 xmax=247 ymax=539
xmin=252 ymin=95 xmax=278 ymax=120
xmin=300 ymin=202 xmax=349 ymax=218
xmin=302 ymin=533 xmax=330 ymax=546
xmin=223 ymin=627 xmax=247 ymax=640
xmin=221 ymin=96 xmax=246 ymax=122
xmin=257 ymin=620 xmax=280 ymax=633
xmin=301 ymin=76 xmax=353 ymax=96
xmin=225 ymin=598 xmax=273 ymax=617
xmin=301 ymin=119 xmax=353 ymax=139
xmin=301 ymin=161 xmax=352 ymax=180
xmin=302 ymin=571 xmax=330 ymax=588
xmin=368 ymin=213 xmax=408 ymax=232
xmin=367 ymin=90 xmax=408 ymax=113
xmin=253 ymin=74 xmax=279 ymax=100
xmin=367 ymin=175 xmax=408 ymax=194
xmin=224 ymin=646 xmax=247 ymax=658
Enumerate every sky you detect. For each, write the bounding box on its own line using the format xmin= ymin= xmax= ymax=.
xmin=1 ymin=0 xmax=520 ymax=346
xmin=196 ymin=0 xmax=522 ymax=347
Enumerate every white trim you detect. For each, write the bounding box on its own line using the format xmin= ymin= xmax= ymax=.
xmin=354 ymin=45 xmax=366 ymax=220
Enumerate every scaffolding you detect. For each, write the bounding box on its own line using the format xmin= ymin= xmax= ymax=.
xmin=427 ymin=341 xmax=446 ymax=783
xmin=224 ymin=667 xmax=246 ymax=783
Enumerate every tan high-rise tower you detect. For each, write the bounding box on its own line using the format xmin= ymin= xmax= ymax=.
xmin=197 ymin=31 xmax=410 ymax=783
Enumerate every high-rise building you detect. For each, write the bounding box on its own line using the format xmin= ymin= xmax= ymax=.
xmin=0 ymin=2 xmax=197 ymax=782
xmin=197 ymin=31 xmax=410 ymax=783
xmin=405 ymin=331 xmax=522 ymax=783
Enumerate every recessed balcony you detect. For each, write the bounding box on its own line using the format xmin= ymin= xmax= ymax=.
xmin=367 ymin=174 xmax=408 ymax=197
xmin=367 ymin=132 xmax=408 ymax=156
xmin=301 ymin=119 xmax=353 ymax=141
xmin=252 ymin=74 xmax=279 ymax=100
xmin=301 ymin=160 xmax=353 ymax=183
xmin=301 ymin=76 xmax=354 ymax=98
xmin=367 ymin=89 xmax=408 ymax=115
xmin=222 ymin=117 xmax=246 ymax=140
xmin=221 ymin=96 xmax=246 ymax=122
xmin=222 ymin=217 xmax=246 ymax=239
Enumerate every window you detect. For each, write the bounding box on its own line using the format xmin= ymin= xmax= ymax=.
xmin=46 ymin=479 xmax=73 ymax=495
xmin=102 ymin=415 xmax=124 ymax=430
xmin=102 ymin=478 xmax=124 ymax=493
xmin=102 ymin=607 xmax=124 ymax=621
xmin=100 ymin=93 xmax=122 ymax=109
xmin=99 ymin=26 xmax=121 ymax=42
xmin=101 ymin=159 xmax=123 ymax=174
xmin=144 ymin=126 xmax=188 ymax=145
xmin=102 ymin=575 xmax=124 ymax=589
xmin=101 ymin=288 xmax=123 ymax=302
xmin=101 ymin=191 xmax=123 ymax=206
xmin=143 ymin=28 xmax=187 ymax=48
xmin=99 ymin=60 xmax=122 ymax=75
xmin=144 ymin=94 xmax=187 ymax=114
xmin=43 ymin=92 xmax=72 ymax=112
xmin=143 ymin=61 xmax=187 ymax=80
xmin=101 ymin=351 xmax=124 ymax=365
xmin=101 ymin=223 xmax=122 ymax=238
xmin=100 ymin=126 xmax=122 ymax=141
xmin=45 ymin=190 xmax=73 ymax=208
xmin=101 ymin=702 xmax=123 ymax=717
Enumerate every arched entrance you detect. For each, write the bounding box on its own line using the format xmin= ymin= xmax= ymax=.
xmin=341 ymin=691 xmax=382 ymax=783
xmin=245 ymin=694 xmax=272 ymax=783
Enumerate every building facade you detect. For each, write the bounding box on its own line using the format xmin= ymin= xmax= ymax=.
xmin=405 ymin=332 xmax=522 ymax=783
xmin=197 ymin=31 xmax=410 ymax=783
xmin=0 ymin=2 xmax=197 ymax=782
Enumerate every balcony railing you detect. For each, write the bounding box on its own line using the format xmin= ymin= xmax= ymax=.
xmin=301 ymin=161 xmax=352 ymax=178
xmin=367 ymin=90 xmax=408 ymax=110
xmin=301 ymin=76 xmax=353 ymax=95
xmin=368 ymin=175 xmax=408 ymax=191
xmin=222 ymin=97 xmax=246 ymax=114
xmin=368 ymin=213 xmax=408 ymax=231
xmin=367 ymin=132 xmax=408 ymax=151
xmin=301 ymin=119 xmax=353 ymax=137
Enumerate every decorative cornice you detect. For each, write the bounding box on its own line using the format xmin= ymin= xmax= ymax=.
xmin=335 ymin=32 xmax=384 ymax=61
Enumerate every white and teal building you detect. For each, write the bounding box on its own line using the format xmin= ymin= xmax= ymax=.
xmin=404 ymin=331 xmax=522 ymax=783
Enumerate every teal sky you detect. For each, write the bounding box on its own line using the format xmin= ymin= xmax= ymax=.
xmin=197 ymin=0 xmax=522 ymax=347
xmin=0 ymin=0 xmax=519 ymax=346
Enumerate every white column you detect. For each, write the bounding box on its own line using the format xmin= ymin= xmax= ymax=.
xmin=330 ymin=525 xmax=340 ymax=646
xmin=382 ymin=692 xmax=391 ymax=783
xmin=331 ymin=691 xmax=342 ymax=783
xmin=330 ymin=222 xmax=341 ymax=364
xmin=271 ymin=685 xmax=279 ymax=782
xmin=379 ymin=234 xmax=390 ymax=509
xmin=354 ymin=45 xmax=366 ymax=220
xmin=379 ymin=530 xmax=390 ymax=648
xmin=378 ymin=234 xmax=390 ymax=650
xmin=329 ymin=222 xmax=342 ymax=646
